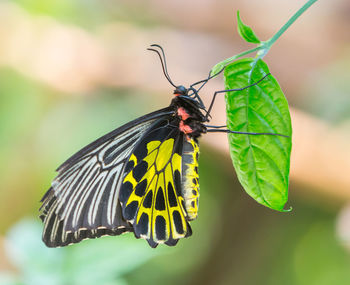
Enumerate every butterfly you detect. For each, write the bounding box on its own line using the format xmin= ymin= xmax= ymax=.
xmin=39 ymin=44 xmax=281 ymax=248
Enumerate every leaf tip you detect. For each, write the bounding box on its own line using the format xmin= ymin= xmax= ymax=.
xmin=280 ymin=206 xmax=293 ymax=213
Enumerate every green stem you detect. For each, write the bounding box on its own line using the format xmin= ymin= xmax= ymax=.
xmin=225 ymin=46 xmax=262 ymax=62
xmin=211 ymin=0 xmax=318 ymax=74
xmin=265 ymin=0 xmax=318 ymax=47
xmin=210 ymin=46 xmax=263 ymax=76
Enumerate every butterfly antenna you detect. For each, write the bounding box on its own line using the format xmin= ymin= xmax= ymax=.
xmin=150 ymin=44 xmax=175 ymax=85
xmin=191 ymin=66 xmax=225 ymax=93
xmin=147 ymin=44 xmax=177 ymax=88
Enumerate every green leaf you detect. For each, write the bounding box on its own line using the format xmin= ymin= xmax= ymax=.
xmin=237 ymin=11 xmax=261 ymax=44
xmin=224 ymin=58 xmax=292 ymax=211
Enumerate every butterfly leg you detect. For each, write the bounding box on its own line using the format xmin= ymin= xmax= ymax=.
xmin=189 ymin=66 xmax=225 ymax=90
xmin=206 ymin=127 xmax=289 ymax=138
xmin=204 ymin=73 xmax=271 ymax=121
xmin=204 ymin=124 xmax=226 ymax=129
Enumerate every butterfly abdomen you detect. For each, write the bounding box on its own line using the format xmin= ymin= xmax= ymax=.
xmin=181 ymin=139 xmax=200 ymax=221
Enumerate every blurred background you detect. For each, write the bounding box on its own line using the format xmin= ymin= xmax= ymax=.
xmin=1 ymin=0 xmax=350 ymax=284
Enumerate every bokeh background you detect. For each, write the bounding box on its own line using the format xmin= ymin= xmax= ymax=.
xmin=1 ymin=0 xmax=350 ymax=284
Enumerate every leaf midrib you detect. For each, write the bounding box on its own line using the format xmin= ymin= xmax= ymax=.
xmin=243 ymin=64 xmax=271 ymax=207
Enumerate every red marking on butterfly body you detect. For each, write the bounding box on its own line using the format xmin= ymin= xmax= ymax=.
xmin=177 ymin=107 xmax=190 ymax=120
xmin=179 ymin=121 xmax=193 ymax=134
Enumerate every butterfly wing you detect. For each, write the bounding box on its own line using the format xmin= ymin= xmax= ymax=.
xmin=40 ymin=107 xmax=174 ymax=247
xmin=119 ymin=117 xmax=193 ymax=247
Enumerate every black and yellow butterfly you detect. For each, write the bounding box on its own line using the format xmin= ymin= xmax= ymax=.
xmin=39 ymin=45 xmax=278 ymax=248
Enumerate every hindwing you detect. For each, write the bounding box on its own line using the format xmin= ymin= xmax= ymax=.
xmin=40 ymin=107 xmax=174 ymax=247
xmin=119 ymin=118 xmax=193 ymax=247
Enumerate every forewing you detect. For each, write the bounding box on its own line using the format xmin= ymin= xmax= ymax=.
xmin=119 ymin=118 xmax=192 ymax=248
xmin=40 ymin=107 xmax=174 ymax=247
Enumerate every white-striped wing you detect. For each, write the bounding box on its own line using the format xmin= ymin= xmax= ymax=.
xmin=40 ymin=107 xmax=173 ymax=247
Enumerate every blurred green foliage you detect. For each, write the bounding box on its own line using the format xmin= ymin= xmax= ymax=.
xmin=14 ymin=0 xmax=161 ymax=28
xmin=2 ymin=219 xmax=160 ymax=285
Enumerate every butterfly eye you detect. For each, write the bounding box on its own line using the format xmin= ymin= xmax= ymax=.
xmin=174 ymin=85 xmax=187 ymax=95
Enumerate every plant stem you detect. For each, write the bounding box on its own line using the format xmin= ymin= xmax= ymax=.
xmin=210 ymin=46 xmax=262 ymax=76
xmin=211 ymin=0 xmax=319 ymax=73
xmin=265 ymin=0 xmax=318 ymax=47
xmin=227 ymin=46 xmax=262 ymax=62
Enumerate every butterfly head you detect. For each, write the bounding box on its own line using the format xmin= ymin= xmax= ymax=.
xmin=174 ymin=85 xmax=188 ymax=96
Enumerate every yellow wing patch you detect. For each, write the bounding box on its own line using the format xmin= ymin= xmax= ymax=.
xmin=155 ymin=139 xmax=174 ymax=171
xmin=120 ymin=138 xmax=191 ymax=247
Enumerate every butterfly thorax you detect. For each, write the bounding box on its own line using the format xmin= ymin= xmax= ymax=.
xmin=171 ymin=94 xmax=207 ymax=141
